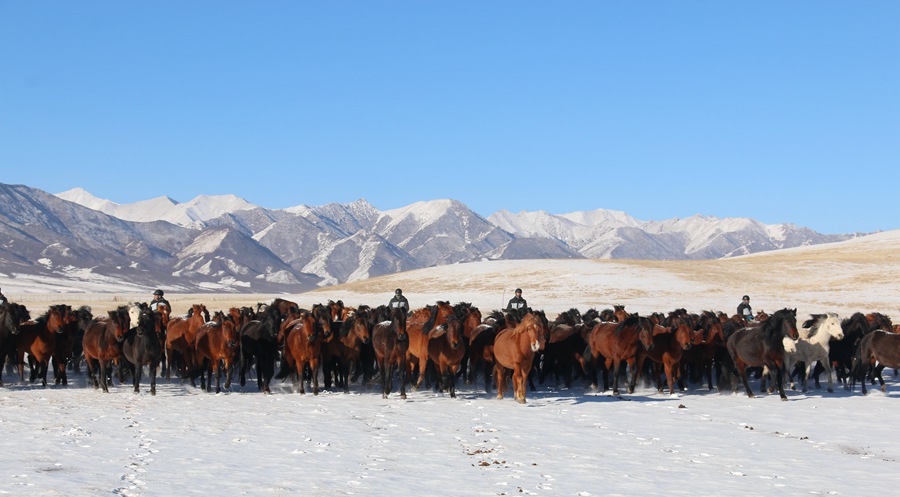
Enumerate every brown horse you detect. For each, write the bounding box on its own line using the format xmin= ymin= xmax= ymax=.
xmin=725 ymin=308 xmax=799 ymax=400
xmin=193 ymin=311 xmax=239 ymax=393
xmin=492 ymin=312 xmax=548 ymax=403
xmin=586 ymin=315 xmax=655 ymax=395
xmin=454 ymin=302 xmax=482 ymax=385
xmin=322 ymin=307 xmax=371 ymax=393
xmin=16 ymin=305 xmax=67 ymax=386
xmin=852 ymin=330 xmax=900 ymax=394
xmin=271 ymin=298 xmax=299 ymax=318
xmin=82 ymin=306 xmax=131 ymax=393
xmin=165 ymin=303 xmax=208 ymax=380
xmin=51 ymin=304 xmax=81 ymax=386
xmin=277 ymin=308 xmax=329 ymax=395
xmin=682 ymin=310 xmax=725 ymax=390
xmin=642 ymin=319 xmax=694 ymax=395
xmin=426 ymin=313 xmax=467 ymax=398
xmin=372 ymin=306 xmax=409 ymax=399
xmin=406 ymin=301 xmax=455 ymax=390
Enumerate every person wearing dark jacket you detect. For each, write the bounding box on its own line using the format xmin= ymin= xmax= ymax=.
xmin=150 ymin=289 xmax=171 ymax=313
xmin=506 ymin=288 xmax=527 ymax=313
xmin=389 ymin=288 xmax=409 ymax=312
xmin=737 ymin=295 xmax=753 ymax=322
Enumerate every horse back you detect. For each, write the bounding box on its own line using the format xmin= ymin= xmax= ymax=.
xmin=868 ymin=331 xmax=900 ymax=368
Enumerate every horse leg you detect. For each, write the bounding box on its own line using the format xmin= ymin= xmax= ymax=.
xmin=823 ymin=360 xmax=834 ymax=393
xmin=215 ymin=360 xmax=222 ymax=394
xmin=223 ymin=359 xmax=233 ymax=390
xmin=774 ymin=362 xmax=788 ymax=401
xmin=875 ymin=364 xmax=887 ymax=392
xmin=734 ymin=358 xmax=755 ymax=398
xmin=149 ymin=361 xmax=157 ymax=396
xmin=494 ymin=364 xmax=504 ymax=400
xmin=133 ymin=360 xmax=142 ymax=394
xmin=99 ymin=361 xmax=109 ymax=393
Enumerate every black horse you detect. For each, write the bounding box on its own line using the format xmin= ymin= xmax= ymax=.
xmin=724 ymin=308 xmax=799 ymax=400
xmin=121 ymin=305 xmax=164 ymax=395
xmin=0 ymin=303 xmax=30 ymax=386
xmin=239 ymin=304 xmax=281 ymax=394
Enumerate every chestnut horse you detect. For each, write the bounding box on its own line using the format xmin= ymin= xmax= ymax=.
xmin=643 ymin=319 xmax=694 ymax=395
xmin=16 ymin=305 xmax=67 ymax=386
xmin=585 ymin=315 xmax=655 ymax=395
xmin=725 ymin=308 xmax=799 ymax=400
xmin=83 ymin=306 xmax=131 ymax=393
xmin=193 ymin=311 xmax=239 ymax=393
xmin=492 ymin=312 xmax=548 ymax=403
xmin=372 ymin=306 xmax=409 ymax=399
xmin=276 ymin=306 xmax=332 ymax=394
xmin=406 ymin=301 xmax=455 ymax=390
xmin=165 ymin=304 xmax=208 ymax=380
xmin=121 ymin=305 xmax=164 ymax=395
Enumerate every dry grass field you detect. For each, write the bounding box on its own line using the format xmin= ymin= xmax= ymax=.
xmin=8 ymin=230 xmax=898 ymax=323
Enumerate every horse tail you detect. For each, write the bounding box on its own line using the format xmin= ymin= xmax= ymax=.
xmin=717 ymin=348 xmax=737 ymax=393
xmin=274 ymin=356 xmax=291 ymax=380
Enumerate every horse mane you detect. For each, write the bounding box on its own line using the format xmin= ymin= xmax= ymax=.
xmin=802 ymin=314 xmax=826 ymax=338
xmin=842 ymin=312 xmax=869 ymax=338
xmin=422 ymin=304 xmax=439 ymax=333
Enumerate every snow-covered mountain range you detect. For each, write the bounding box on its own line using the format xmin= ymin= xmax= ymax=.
xmin=0 ymin=183 xmax=858 ymax=293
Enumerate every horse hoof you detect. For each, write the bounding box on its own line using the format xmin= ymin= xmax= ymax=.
xmin=827 ymin=388 xmax=834 ymax=393
xmin=781 ymin=396 xmax=788 ymax=401
xmin=516 ymin=398 xmax=526 ymax=404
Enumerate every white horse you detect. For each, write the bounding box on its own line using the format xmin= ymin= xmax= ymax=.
xmin=785 ymin=313 xmax=843 ymax=393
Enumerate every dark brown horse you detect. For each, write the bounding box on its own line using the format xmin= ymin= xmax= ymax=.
xmin=682 ymin=310 xmax=725 ymax=390
xmin=82 ymin=306 xmax=131 ymax=393
xmin=372 ymin=306 xmax=409 ymax=399
xmin=165 ymin=303 xmax=208 ymax=380
xmin=852 ymin=330 xmax=900 ymax=394
xmin=492 ymin=312 xmax=548 ymax=403
xmin=0 ymin=302 xmax=29 ymax=386
xmin=239 ymin=303 xmax=281 ymax=393
xmin=122 ymin=305 xmax=164 ymax=395
xmin=50 ymin=304 xmax=82 ymax=386
xmin=585 ymin=315 xmax=655 ymax=395
xmin=322 ymin=307 xmax=371 ymax=393
xmin=16 ymin=305 xmax=67 ymax=386
xmin=725 ymin=308 xmax=799 ymax=400
xmin=193 ymin=311 xmax=239 ymax=393
xmin=426 ymin=313 xmax=467 ymax=398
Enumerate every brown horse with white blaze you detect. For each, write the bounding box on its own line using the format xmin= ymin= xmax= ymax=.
xmin=492 ymin=312 xmax=548 ymax=404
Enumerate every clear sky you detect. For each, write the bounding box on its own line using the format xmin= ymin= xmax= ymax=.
xmin=1 ymin=2 xmax=897 ymax=234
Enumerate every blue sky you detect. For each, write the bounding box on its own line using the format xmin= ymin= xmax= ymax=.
xmin=1 ymin=2 xmax=897 ymax=234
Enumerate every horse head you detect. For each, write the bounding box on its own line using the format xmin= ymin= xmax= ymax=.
xmin=673 ymin=318 xmax=694 ymax=351
xmin=312 ymin=304 xmax=333 ymax=339
xmin=389 ymin=306 xmax=408 ymax=341
xmin=110 ymin=305 xmax=132 ymax=341
xmin=771 ymin=308 xmax=799 ymax=340
xmin=342 ymin=309 xmax=371 ymax=345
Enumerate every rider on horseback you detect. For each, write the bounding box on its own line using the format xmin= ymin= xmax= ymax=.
xmin=737 ymin=295 xmax=753 ymax=322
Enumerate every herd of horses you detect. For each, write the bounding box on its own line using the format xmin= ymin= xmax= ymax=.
xmin=0 ymin=297 xmax=898 ymax=403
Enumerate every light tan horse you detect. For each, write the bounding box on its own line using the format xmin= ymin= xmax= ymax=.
xmin=492 ymin=312 xmax=548 ymax=404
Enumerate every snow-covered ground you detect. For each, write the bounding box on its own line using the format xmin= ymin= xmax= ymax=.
xmin=2 ymin=231 xmax=899 ymax=496
xmin=2 ymin=374 xmax=898 ymax=496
